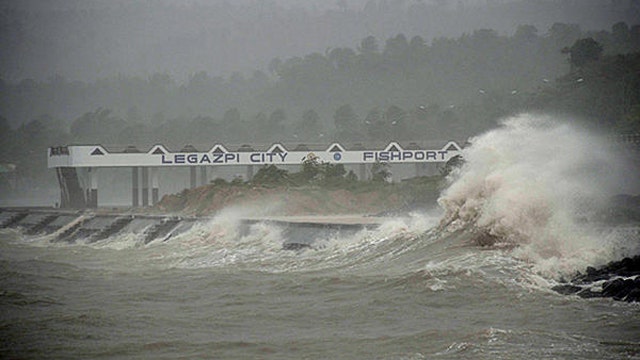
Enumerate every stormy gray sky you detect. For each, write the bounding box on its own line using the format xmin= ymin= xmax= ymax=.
xmin=0 ymin=0 xmax=636 ymax=83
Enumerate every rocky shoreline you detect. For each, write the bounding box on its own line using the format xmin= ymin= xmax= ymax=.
xmin=553 ymin=255 xmax=640 ymax=302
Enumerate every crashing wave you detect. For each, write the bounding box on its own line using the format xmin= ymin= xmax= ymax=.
xmin=436 ymin=113 xmax=638 ymax=277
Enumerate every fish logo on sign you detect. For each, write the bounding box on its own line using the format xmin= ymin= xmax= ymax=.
xmin=303 ymin=152 xmax=318 ymax=162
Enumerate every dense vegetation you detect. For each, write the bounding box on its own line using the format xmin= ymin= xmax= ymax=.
xmin=0 ymin=21 xmax=639 ymax=195
xmin=3 ymin=0 xmax=636 ymax=83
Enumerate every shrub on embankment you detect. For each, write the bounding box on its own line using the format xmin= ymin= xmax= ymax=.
xmin=156 ymin=162 xmax=444 ymax=216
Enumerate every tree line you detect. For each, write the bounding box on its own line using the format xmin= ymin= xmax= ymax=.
xmin=1 ymin=21 xmax=639 ymax=192
xmin=3 ymin=0 xmax=636 ymax=83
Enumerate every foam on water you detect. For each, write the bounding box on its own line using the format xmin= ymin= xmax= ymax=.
xmin=437 ymin=113 xmax=637 ymax=278
xmin=108 ymin=207 xmax=439 ymax=275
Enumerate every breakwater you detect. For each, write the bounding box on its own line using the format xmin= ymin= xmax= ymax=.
xmin=0 ymin=208 xmax=382 ymax=249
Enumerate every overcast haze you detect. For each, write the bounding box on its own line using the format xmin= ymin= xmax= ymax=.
xmin=0 ymin=0 xmax=639 ymax=206
xmin=1 ymin=0 xmax=637 ymax=83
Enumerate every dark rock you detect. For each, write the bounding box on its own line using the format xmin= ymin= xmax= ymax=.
xmin=625 ymin=288 xmax=640 ymax=302
xmin=551 ymin=284 xmax=583 ymax=295
xmin=606 ymin=256 xmax=640 ymax=277
xmin=602 ymin=278 xmax=626 ymax=298
xmin=577 ymin=288 xmax=604 ymax=299
xmin=617 ymin=279 xmax=637 ymax=301
xmin=553 ymin=255 xmax=640 ymax=303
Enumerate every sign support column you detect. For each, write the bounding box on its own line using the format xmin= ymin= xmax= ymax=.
xmin=142 ymin=167 xmax=149 ymax=206
xmin=359 ymin=164 xmax=367 ymax=181
xmin=246 ymin=165 xmax=254 ymax=181
xmin=151 ymin=168 xmax=159 ymax=205
xmin=200 ymin=167 xmax=207 ymax=186
xmin=132 ymin=167 xmax=139 ymax=207
xmin=88 ymin=167 xmax=98 ymax=208
xmin=190 ymin=167 xmax=197 ymax=189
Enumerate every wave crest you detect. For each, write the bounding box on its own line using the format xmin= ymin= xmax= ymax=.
xmin=437 ymin=114 xmax=635 ymax=276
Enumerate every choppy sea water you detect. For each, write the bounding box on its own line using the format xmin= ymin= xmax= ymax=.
xmin=2 ymin=114 xmax=640 ymax=359
xmin=1 ymin=211 xmax=639 ymax=360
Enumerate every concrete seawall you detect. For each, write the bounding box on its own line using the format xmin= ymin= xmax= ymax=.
xmin=0 ymin=207 xmax=384 ymax=249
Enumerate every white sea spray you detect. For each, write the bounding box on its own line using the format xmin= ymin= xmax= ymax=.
xmin=438 ymin=113 xmax=636 ymax=277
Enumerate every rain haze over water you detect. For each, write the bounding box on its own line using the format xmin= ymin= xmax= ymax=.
xmin=1 ymin=1 xmax=640 ymax=358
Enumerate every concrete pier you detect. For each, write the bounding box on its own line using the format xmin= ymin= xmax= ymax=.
xmin=0 ymin=207 xmax=386 ymax=249
xmin=242 ymin=215 xmax=383 ymax=228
